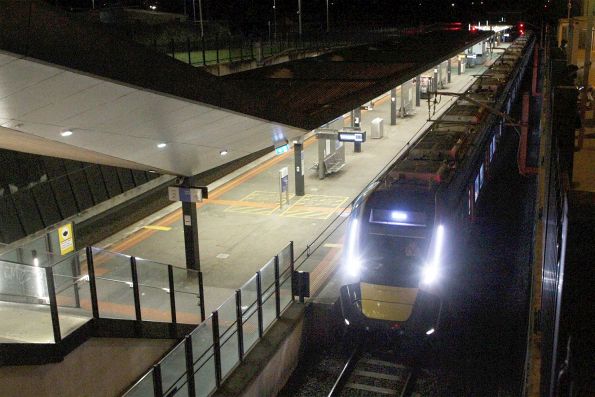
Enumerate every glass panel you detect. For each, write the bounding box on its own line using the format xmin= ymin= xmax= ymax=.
xmin=194 ymin=347 xmax=216 ymax=397
xmin=217 ymin=295 xmax=237 ymax=338
xmin=259 ymin=258 xmax=275 ymax=293
xmin=92 ymin=248 xmax=135 ymax=320
xmin=242 ymin=309 xmax=259 ymax=354
xmin=124 ymin=370 xmax=154 ymax=397
xmin=136 ymin=258 xmax=171 ymax=323
xmin=161 ymin=341 xmax=188 ymax=396
xmin=0 ymin=261 xmax=54 ymax=343
xmin=220 ymin=330 xmax=239 ymax=380
xmin=172 ymin=267 xmax=201 ymax=325
xmin=278 ymin=244 xmax=292 ymax=275
xmin=191 ymin=319 xmax=213 ymax=363
xmin=53 ymin=255 xmax=92 ymax=338
xmin=279 ymin=272 xmax=292 ymax=313
xmin=261 ymin=288 xmax=276 ymax=332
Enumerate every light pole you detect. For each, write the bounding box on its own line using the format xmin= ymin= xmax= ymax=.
xmin=273 ymin=0 xmax=277 ymax=40
xmin=192 ymin=0 xmax=204 ymax=37
xmin=326 ymin=0 xmax=330 ymax=33
xmin=298 ymin=0 xmax=302 ymax=36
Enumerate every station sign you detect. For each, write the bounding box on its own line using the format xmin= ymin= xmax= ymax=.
xmin=168 ymin=186 xmax=208 ymax=203
xmin=338 ymin=130 xmax=366 ymax=143
xmin=275 ymin=143 xmax=290 ymax=155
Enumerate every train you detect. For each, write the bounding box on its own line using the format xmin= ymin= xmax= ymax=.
xmin=339 ymin=32 xmax=534 ymax=338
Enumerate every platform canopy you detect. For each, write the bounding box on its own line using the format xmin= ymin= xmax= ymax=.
xmin=0 ymin=1 xmax=491 ymax=176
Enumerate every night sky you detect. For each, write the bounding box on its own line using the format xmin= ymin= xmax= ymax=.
xmin=61 ymin=0 xmax=566 ymax=35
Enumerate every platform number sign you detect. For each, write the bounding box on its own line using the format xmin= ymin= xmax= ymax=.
xmin=58 ymin=223 xmax=75 ymax=255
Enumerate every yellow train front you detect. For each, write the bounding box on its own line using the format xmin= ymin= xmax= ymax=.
xmin=339 ymin=187 xmax=444 ymax=338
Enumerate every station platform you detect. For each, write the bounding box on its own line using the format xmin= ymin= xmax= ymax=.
xmin=93 ymin=52 xmax=506 ymax=315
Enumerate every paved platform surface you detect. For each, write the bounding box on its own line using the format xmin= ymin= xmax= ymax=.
xmin=94 ymin=51 xmax=504 ymax=315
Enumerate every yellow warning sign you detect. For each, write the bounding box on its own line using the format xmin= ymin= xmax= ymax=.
xmin=58 ymin=223 xmax=75 ymax=255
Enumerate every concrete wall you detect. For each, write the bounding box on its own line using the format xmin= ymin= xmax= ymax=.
xmin=0 ymin=338 xmax=175 ymax=397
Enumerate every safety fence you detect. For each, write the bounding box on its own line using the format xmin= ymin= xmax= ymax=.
xmin=155 ymin=25 xmax=447 ymax=67
xmin=124 ymin=242 xmax=295 ymax=397
xmin=0 ymin=245 xmax=205 ymax=345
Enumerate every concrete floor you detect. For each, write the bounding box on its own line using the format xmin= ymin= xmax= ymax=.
xmin=0 ymin=301 xmax=90 ymax=343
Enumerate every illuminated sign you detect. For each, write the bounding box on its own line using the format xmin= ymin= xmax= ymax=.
xmin=275 ymin=144 xmax=290 ymax=155
xmin=338 ymin=130 xmax=366 ymax=143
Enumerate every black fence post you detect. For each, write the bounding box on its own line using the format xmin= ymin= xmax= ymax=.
xmin=216 ymin=34 xmax=220 ymax=64
xmin=212 ymin=310 xmax=222 ymax=387
xmin=187 ymin=37 xmax=192 ymax=64
xmin=228 ymin=36 xmax=232 ymax=62
xmin=201 ymin=36 xmax=207 ymax=66
xmin=45 ymin=266 xmax=61 ymax=343
xmin=185 ymin=335 xmax=196 ymax=397
xmin=235 ymin=289 xmax=244 ymax=362
xmin=130 ymin=256 xmax=142 ymax=321
xmin=256 ymin=271 xmax=263 ymax=338
xmin=290 ymin=241 xmax=295 ymax=302
xmin=198 ymin=271 xmax=206 ymax=321
xmin=152 ymin=364 xmax=163 ymax=397
xmin=274 ymin=256 xmax=280 ymax=319
xmin=170 ymin=38 xmax=175 ymax=58
xmin=168 ymin=265 xmax=177 ymax=324
xmin=85 ymin=246 xmax=100 ymax=318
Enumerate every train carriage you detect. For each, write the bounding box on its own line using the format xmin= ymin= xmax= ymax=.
xmin=340 ymin=32 xmax=534 ymax=337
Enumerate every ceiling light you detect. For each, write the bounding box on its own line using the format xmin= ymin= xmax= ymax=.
xmin=61 ymin=130 xmax=73 ymax=137
xmin=148 ymin=170 xmax=157 ymax=174
xmin=220 ymin=149 xmax=229 ymax=156
xmin=157 ymin=143 xmax=167 ymax=148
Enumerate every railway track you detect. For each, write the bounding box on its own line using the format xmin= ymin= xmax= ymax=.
xmin=328 ymin=346 xmax=418 ymax=397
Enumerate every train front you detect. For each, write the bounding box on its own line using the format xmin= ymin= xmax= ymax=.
xmin=339 ymin=190 xmax=443 ymax=337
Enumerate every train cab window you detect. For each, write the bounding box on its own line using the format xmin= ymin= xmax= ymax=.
xmin=474 ymin=174 xmax=480 ymax=201
xmin=480 ymin=164 xmax=485 ymax=188
xmin=362 ymin=230 xmax=428 ymax=287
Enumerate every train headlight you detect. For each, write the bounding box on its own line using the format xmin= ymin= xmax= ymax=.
xmin=345 ymin=218 xmax=361 ymax=278
xmin=421 ymin=264 xmax=439 ymax=285
xmin=421 ymin=225 xmax=445 ymax=286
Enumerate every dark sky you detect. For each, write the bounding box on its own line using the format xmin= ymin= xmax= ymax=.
xmin=87 ymin=0 xmax=566 ymax=35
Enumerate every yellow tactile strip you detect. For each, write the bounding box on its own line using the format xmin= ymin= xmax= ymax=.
xmin=280 ymin=194 xmax=349 ymax=219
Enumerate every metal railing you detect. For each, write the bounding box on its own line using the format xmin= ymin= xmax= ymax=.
xmin=0 ymin=245 xmax=205 ymax=345
xmin=124 ymin=242 xmax=295 ymax=397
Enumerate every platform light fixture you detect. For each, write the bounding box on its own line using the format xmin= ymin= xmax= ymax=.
xmin=157 ymin=142 xmax=167 ymax=149
xmin=60 ymin=129 xmax=73 ymax=137
xmin=220 ymin=149 xmax=229 ymax=156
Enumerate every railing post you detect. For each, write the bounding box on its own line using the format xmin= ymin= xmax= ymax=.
xmin=170 ymin=38 xmax=175 ymax=58
xmin=201 ymin=36 xmax=207 ymax=66
xmin=256 ymin=271 xmax=263 ymax=338
xmin=274 ymin=255 xmax=281 ymax=319
xmin=235 ymin=289 xmax=244 ymax=361
xmin=152 ymin=364 xmax=163 ymax=397
xmin=198 ymin=271 xmax=206 ymax=321
xmin=71 ymin=253 xmax=81 ymax=308
xmin=185 ymin=335 xmax=196 ymax=397
xmin=228 ymin=36 xmax=232 ymax=62
xmin=187 ymin=37 xmax=192 ymax=64
xmin=85 ymin=246 xmax=100 ymax=318
xmin=290 ymin=241 xmax=295 ymax=302
xmin=130 ymin=256 xmax=142 ymax=321
xmin=212 ymin=310 xmax=222 ymax=387
xmin=216 ymin=34 xmax=220 ymax=64
xmin=45 ymin=266 xmax=61 ymax=343
xmin=168 ymin=265 xmax=177 ymax=324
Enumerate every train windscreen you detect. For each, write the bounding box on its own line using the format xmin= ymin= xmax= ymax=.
xmin=359 ymin=228 xmax=428 ymax=287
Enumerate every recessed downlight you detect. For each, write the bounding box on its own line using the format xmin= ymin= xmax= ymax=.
xmin=220 ymin=149 xmax=229 ymax=156
xmin=157 ymin=143 xmax=167 ymax=148
xmin=61 ymin=130 xmax=73 ymax=137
